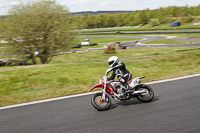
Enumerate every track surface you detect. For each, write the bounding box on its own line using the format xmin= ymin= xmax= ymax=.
xmin=1 ymin=76 xmax=200 ymax=133
xmin=76 ymin=36 xmax=200 ymax=52
xmin=1 ymin=36 xmax=200 ymax=56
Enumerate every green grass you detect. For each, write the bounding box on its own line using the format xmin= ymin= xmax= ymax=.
xmin=0 ymin=48 xmax=6 ymax=55
xmin=76 ymin=38 xmax=140 ymax=44
xmin=73 ymin=45 xmax=104 ymax=50
xmin=143 ymin=39 xmax=200 ymax=44
xmin=0 ymin=48 xmax=4 ymax=52
xmin=80 ymin=34 xmax=146 ymax=38
xmin=1 ymin=47 xmax=200 ymax=106
xmin=79 ymin=23 xmax=200 ymax=33
xmin=73 ymin=38 xmax=141 ymax=50
xmin=195 ymin=36 xmax=200 ymax=39
xmin=78 ymin=33 xmax=200 ymax=45
xmin=116 ymin=29 xmax=200 ymax=33
xmin=80 ymin=33 xmax=200 ymax=38
xmin=0 ymin=43 xmax=8 ymax=47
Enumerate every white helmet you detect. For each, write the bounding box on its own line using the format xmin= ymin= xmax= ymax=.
xmin=108 ymin=56 xmax=118 ymax=68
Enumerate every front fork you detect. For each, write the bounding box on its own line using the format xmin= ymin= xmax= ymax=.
xmin=101 ymin=82 xmax=107 ymax=102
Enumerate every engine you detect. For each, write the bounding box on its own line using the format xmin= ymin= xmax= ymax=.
xmin=114 ymin=83 xmax=127 ymax=98
xmin=114 ymin=84 xmax=122 ymax=93
xmin=109 ymin=82 xmax=126 ymax=98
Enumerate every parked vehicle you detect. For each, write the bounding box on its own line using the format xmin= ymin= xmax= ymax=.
xmin=72 ymin=39 xmax=98 ymax=48
xmin=90 ymin=72 xmax=154 ymax=111
xmin=81 ymin=39 xmax=90 ymax=46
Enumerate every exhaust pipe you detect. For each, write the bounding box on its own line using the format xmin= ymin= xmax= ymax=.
xmin=132 ymin=89 xmax=147 ymax=95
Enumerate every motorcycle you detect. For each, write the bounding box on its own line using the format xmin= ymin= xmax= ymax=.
xmin=90 ymin=72 xmax=154 ymax=111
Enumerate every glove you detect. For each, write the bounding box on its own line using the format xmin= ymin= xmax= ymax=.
xmin=105 ymin=68 xmax=113 ymax=75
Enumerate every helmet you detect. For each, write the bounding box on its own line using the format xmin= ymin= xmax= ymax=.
xmin=108 ymin=56 xmax=118 ymax=67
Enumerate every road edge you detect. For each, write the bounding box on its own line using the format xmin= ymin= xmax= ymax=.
xmin=1 ymin=73 xmax=200 ymax=110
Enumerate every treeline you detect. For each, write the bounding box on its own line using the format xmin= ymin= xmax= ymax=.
xmin=72 ymin=5 xmax=200 ymax=29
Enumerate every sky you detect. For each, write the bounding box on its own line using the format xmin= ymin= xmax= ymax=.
xmin=0 ymin=0 xmax=200 ymax=15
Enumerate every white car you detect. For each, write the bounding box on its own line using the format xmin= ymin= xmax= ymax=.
xmin=0 ymin=40 xmax=8 ymax=43
xmin=81 ymin=39 xmax=90 ymax=46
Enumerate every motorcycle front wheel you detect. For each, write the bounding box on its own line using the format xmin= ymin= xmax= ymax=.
xmin=91 ymin=92 xmax=111 ymax=111
xmin=136 ymin=84 xmax=154 ymax=103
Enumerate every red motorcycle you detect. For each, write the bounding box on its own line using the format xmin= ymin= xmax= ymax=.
xmin=90 ymin=74 xmax=154 ymax=111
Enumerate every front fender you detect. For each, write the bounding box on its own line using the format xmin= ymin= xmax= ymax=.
xmin=90 ymin=84 xmax=103 ymax=92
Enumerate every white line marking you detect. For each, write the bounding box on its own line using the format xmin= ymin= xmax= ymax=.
xmin=0 ymin=91 xmax=99 ymax=110
xmin=146 ymin=73 xmax=200 ymax=85
xmin=138 ymin=44 xmax=167 ymax=46
xmin=1 ymin=73 xmax=200 ymax=110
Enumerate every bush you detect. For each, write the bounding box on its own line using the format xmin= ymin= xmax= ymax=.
xmin=104 ymin=45 xmax=116 ymax=54
xmin=150 ymin=19 xmax=160 ymax=27
xmin=129 ymin=22 xmax=139 ymax=26
xmin=184 ymin=16 xmax=193 ymax=23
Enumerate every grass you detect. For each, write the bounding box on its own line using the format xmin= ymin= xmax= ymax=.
xmin=1 ymin=47 xmax=200 ymax=106
xmin=73 ymin=45 xmax=104 ymax=50
xmin=80 ymin=33 xmax=200 ymax=38
xmin=0 ymin=43 xmax=8 ymax=47
xmin=78 ymin=33 xmax=200 ymax=45
xmin=0 ymin=48 xmax=5 ymax=53
xmin=143 ymin=39 xmax=200 ymax=44
xmin=73 ymin=38 xmax=141 ymax=50
xmin=76 ymin=38 xmax=140 ymax=44
xmin=79 ymin=23 xmax=200 ymax=33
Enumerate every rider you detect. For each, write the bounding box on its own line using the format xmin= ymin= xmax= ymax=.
xmin=106 ymin=56 xmax=132 ymax=91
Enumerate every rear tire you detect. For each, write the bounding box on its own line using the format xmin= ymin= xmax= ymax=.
xmin=136 ymin=84 xmax=154 ymax=103
xmin=91 ymin=92 xmax=111 ymax=111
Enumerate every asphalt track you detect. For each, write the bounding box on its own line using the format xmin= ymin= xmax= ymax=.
xmin=1 ymin=75 xmax=200 ymax=133
xmin=75 ymin=42 xmax=200 ymax=53
xmin=1 ymin=35 xmax=200 ymax=56
xmin=77 ymin=35 xmax=200 ymax=52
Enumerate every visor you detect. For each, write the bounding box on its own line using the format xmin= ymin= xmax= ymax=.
xmin=109 ymin=61 xmax=114 ymax=66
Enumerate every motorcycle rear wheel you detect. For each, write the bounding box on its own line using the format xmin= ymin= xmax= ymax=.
xmin=136 ymin=84 xmax=154 ymax=103
xmin=91 ymin=92 xmax=111 ymax=111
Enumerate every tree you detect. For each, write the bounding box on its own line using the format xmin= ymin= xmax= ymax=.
xmin=115 ymin=13 xmax=125 ymax=27
xmin=157 ymin=7 xmax=167 ymax=24
xmin=5 ymin=0 xmax=75 ymax=64
xmin=97 ymin=14 xmax=105 ymax=28
xmin=184 ymin=15 xmax=193 ymax=23
xmin=150 ymin=19 xmax=160 ymax=27
xmin=86 ymin=15 xmax=98 ymax=28
xmin=104 ymin=15 xmax=117 ymax=27
xmin=137 ymin=11 xmax=149 ymax=25
xmin=0 ymin=20 xmax=4 ymax=35
xmin=73 ymin=15 xmax=87 ymax=29
xmin=128 ymin=13 xmax=139 ymax=26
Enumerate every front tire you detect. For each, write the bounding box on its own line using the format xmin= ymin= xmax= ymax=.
xmin=91 ymin=92 xmax=111 ymax=111
xmin=136 ymin=84 xmax=154 ymax=103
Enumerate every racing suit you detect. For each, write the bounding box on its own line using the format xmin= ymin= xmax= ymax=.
xmin=107 ymin=61 xmax=132 ymax=90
